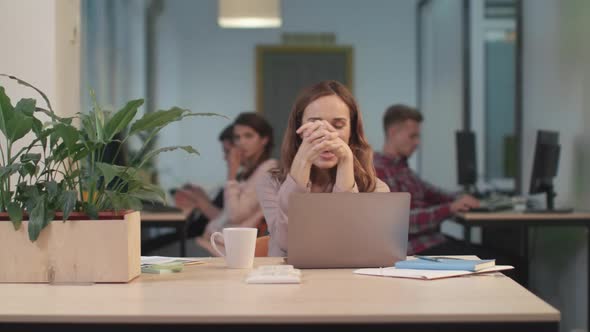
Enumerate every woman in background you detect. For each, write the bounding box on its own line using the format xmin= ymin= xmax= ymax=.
xmin=174 ymin=124 xmax=234 ymax=238
xmin=187 ymin=112 xmax=277 ymax=254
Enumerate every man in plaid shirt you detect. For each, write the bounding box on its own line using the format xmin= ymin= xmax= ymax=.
xmin=374 ymin=104 xmax=480 ymax=255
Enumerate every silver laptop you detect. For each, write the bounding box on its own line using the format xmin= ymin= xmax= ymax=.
xmin=287 ymin=193 xmax=410 ymax=269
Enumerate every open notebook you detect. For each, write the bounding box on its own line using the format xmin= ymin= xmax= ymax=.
xmin=353 ymin=265 xmax=514 ymax=280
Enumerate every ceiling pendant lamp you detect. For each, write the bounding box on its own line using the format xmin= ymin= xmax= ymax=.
xmin=218 ymin=0 xmax=282 ymax=28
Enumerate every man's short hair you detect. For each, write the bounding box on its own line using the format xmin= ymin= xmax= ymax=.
xmin=218 ymin=124 xmax=234 ymax=142
xmin=383 ymin=104 xmax=423 ymax=133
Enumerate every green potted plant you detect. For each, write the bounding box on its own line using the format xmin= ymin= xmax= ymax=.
xmin=0 ymin=75 xmax=222 ymax=283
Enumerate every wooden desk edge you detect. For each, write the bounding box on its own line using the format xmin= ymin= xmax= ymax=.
xmin=141 ymin=212 xmax=188 ymax=222
xmin=0 ymin=312 xmax=560 ymax=324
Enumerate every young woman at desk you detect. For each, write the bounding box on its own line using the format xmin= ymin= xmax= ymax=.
xmin=177 ymin=113 xmax=277 ymax=255
xmin=256 ymin=80 xmax=389 ymax=257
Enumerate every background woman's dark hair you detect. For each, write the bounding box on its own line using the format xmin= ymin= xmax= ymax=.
xmin=218 ymin=124 xmax=234 ymax=142
xmin=233 ymin=112 xmax=274 ymax=180
xmin=274 ymin=80 xmax=376 ymax=192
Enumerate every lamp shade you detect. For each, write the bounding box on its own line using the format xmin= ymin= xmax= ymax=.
xmin=218 ymin=0 xmax=282 ymax=28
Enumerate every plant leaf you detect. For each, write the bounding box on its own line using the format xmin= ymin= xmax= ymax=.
xmin=103 ymin=191 xmax=143 ymax=212
xmin=0 ymin=86 xmax=13 ymax=137
xmin=32 ymin=118 xmax=43 ymax=136
xmin=129 ymin=108 xmax=185 ymax=135
xmin=28 ymin=199 xmax=46 ymax=242
xmin=182 ymin=112 xmax=228 ymax=120
xmin=96 ymin=162 xmax=119 ymax=186
xmin=52 ymin=123 xmax=79 ymax=151
xmin=72 ymin=148 xmax=89 ymax=162
xmin=51 ymin=143 xmax=69 ymax=162
xmin=138 ymin=145 xmax=199 ymax=168
xmin=20 ymin=153 xmax=41 ymax=164
xmin=93 ymin=109 xmax=106 ymax=143
xmin=126 ymin=196 xmax=143 ymax=211
xmin=22 ymin=185 xmax=41 ymax=213
xmin=142 ymin=183 xmax=166 ymax=201
xmin=14 ymin=98 xmax=36 ymax=116
xmin=130 ymin=183 xmax=166 ymax=203
xmin=61 ymin=142 xmax=86 ymax=162
xmin=6 ymin=112 xmax=33 ymax=142
xmin=129 ymin=190 xmax=165 ymax=204
xmin=18 ymin=162 xmax=37 ymax=178
xmin=46 ymin=181 xmax=58 ymax=201
xmin=0 ymin=74 xmax=63 ymax=139
xmin=80 ymin=113 xmax=97 ymax=143
xmin=0 ymin=74 xmax=54 ymax=113
xmin=35 ymin=126 xmax=52 ymax=151
xmin=60 ymin=190 xmax=77 ymax=221
xmin=45 ymin=209 xmax=55 ymax=229
xmin=7 ymin=202 xmax=23 ymax=230
xmin=67 ymin=169 xmax=81 ymax=182
xmin=84 ymin=202 xmax=99 ymax=220
xmin=0 ymin=163 xmax=20 ymax=178
xmin=104 ymin=191 xmax=123 ymax=210
xmin=104 ymin=99 xmax=143 ymax=140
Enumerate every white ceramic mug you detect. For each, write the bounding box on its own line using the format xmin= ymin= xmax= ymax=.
xmin=210 ymin=227 xmax=258 ymax=268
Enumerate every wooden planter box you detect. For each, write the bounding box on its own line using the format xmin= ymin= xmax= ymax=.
xmin=0 ymin=211 xmax=141 ymax=283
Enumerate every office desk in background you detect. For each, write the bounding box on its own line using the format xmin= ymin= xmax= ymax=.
xmin=141 ymin=211 xmax=188 ymax=257
xmin=455 ymin=211 xmax=590 ymax=328
xmin=0 ymin=257 xmax=559 ymax=332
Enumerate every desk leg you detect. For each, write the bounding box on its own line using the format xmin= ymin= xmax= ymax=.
xmin=464 ymin=224 xmax=471 ymax=248
xmin=178 ymin=225 xmax=187 ymax=257
xmin=522 ymin=226 xmax=529 ymax=287
xmin=587 ymin=226 xmax=590 ymax=329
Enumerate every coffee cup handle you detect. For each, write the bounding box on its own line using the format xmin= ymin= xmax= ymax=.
xmin=210 ymin=232 xmax=225 ymax=257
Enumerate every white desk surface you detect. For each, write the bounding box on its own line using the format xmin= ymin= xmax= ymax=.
xmin=0 ymin=257 xmax=559 ymax=324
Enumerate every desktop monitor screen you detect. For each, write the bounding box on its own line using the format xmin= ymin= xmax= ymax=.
xmin=100 ymin=133 xmax=128 ymax=166
xmin=456 ymin=131 xmax=477 ymax=187
xmin=529 ymin=130 xmax=560 ymax=195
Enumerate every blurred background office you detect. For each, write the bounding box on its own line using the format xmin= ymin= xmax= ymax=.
xmin=81 ymin=0 xmax=418 ymax=192
xmin=1 ymin=0 xmax=590 ymax=331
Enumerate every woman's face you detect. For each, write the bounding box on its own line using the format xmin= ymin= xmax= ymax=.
xmin=301 ymin=95 xmax=351 ymax=169
xmin=233 ymin=124 xmax=268 ymax=163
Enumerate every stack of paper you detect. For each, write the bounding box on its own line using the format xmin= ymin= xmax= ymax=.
xmin=141 ymin=256 xmax=209 ymax=266
xmin=141 ymin=256 xmax=209 ymax=274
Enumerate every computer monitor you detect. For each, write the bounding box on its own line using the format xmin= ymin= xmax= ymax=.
xmin=101 ymin=139 xmax=127 ymax=166
xmin=528 ymin=130 xmax=570 ymax=212
xmin=456 ymin=130 xmax=478 ymax=194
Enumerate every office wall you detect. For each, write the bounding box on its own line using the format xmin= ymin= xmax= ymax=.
xmin=0 ymin=0 xmax=58 ymax=108
xmin=470 ymin=0 xmax=486 ymax=181
xmin=0 ymin=0 xmax=79 ymax=118
xmin=0 ymin=0 xmax=80 ymax=189
xmin=82 ymin=0 xmax=147 ymax=115
xmin=417 ymin=0 xmax=463 ymax=191
xmin=522 ymin=1 xmax=590 ymax=331
xmin=154 ymin=0 xmax=417 ymax=190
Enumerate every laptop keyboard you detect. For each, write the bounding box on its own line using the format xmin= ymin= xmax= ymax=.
xmin=470 ymin=196 xmax=513 ymax=212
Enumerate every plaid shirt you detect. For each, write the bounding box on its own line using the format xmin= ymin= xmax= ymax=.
xmin=374 ymin=152 xmax=455 ymax=255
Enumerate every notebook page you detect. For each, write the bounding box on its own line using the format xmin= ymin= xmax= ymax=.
xmin=353 ymin=265 xmax=514 ymax=280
